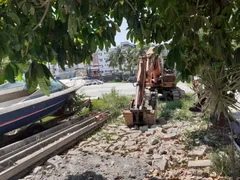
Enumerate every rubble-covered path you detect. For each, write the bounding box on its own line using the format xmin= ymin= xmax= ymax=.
xmin=21 ymin=118 xmax=227 ymax=180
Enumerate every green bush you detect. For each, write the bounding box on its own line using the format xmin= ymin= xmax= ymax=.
xmin=158 ymin=94 xmax=195 ymax=120
xmin=92 ymin=88 xmax=131 ymax=117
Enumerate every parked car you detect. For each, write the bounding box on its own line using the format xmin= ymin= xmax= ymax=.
xmin=84 ymin=80 xmax=92 ymax=86
xmin=84 ymin=79 xmax=104 ymax=86
xmin=127 ymin=76 xmax=137 ymax=83
xmin=91 ymin=79 xmax=104 ymax=85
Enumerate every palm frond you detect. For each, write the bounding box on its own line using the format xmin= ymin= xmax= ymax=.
xmin=198 ymin=65 xmax=240 ymax=119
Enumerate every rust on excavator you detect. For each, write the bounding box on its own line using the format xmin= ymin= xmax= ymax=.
xmin=123 ymin=47 xmax=185 ymax=127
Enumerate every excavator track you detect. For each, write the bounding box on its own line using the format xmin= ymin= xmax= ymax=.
xmin=162 ymin=87 xmax=186 ymax=101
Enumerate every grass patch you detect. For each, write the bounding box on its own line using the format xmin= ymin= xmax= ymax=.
xmin=211 ymin=147 xmax=240 ymax=177
xmin=158 ymin=93 xmax=195 ymax=120
xmin=92 ymin=88 xmax=131 ymax=118
xmin=77 ymin=107 xmax=90 ymax=116
xmin=41 ymin=116 xmax=56 ymax=123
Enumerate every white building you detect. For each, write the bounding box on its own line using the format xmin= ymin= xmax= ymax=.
xmin=96 ymin=48 xmax=116 ymax=73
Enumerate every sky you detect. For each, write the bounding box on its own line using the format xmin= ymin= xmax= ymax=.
xmin=114 ymin=19 xmax=130 ymax=45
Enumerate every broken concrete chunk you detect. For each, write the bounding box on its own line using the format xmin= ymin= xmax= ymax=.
xmin=148 ymin=137 xmax=159 ymax=145
xmin=125 ymin=140 xmax=136 ymax=146
xmin=153 ymin=159 xmax=168 ymax=171
xmin=157 ymin=117 xmax=167 ymax=125
xmin=188 ymin=160 xmax=212 ymax=168
xmin=153 ymin=154 xmax=162 ymax=159
xmin=145 ymin=130 xmax=155 ymax=136
xmin=140 ymin=125 xmax=148 ymax=132
xmin=162 ymin=124 xmax=172 ymax=129
xmin=143 ymin=146 xmax=154 ymax=154
xmin=164 ymin=133 xmax=179 ymax=139
xmin=188 ymin=145 xmax=207 ymax=156
xmin=32 ymin=166 xmax=43 ymax=174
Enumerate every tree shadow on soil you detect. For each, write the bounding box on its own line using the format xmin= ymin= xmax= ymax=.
xmin=67 ymin=171 xmax=107 ymax=180
xmin=185 ymin=128 xmax=231 ymax=150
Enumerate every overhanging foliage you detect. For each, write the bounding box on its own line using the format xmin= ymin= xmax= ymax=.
xmin=0 ymin=0 xmax=239 ymax=92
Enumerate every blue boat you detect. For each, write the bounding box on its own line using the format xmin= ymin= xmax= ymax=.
xmin=0 ymin=80 xmax=82 ymax=135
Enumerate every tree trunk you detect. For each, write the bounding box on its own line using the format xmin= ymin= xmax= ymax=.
xmin=227 ymin=117 xmax=237 ymax=180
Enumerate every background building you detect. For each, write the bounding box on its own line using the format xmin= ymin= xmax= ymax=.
xmin=49 ymin=41 xmax=136 ymax=80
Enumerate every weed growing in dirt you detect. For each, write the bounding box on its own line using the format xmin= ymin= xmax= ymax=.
xmin=78 ymin=107 xmax=90 ymax=116
xmin=92 ymin=88 xmax=131 ymax=117
xmin=158 ymin=94 xmax=195 ymax=120
xmin=183 ymin=128 xmax=208 ymax=150
xmin=211 ymin=147 xmax=240 ymax=177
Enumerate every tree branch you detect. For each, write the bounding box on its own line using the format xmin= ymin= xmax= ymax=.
xmin=125 ymin=0 xmax=136 ymax=13
xmin=36 ymin=0 xmax=51 ymax=8
xmin=25 ymin=0 xmax=52 ymax=54
xmin=196 ymin=0 xmax=200 ymax=9
xmin=32 ymin=0 xmax=51 ymax=32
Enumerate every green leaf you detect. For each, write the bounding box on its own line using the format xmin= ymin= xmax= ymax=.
xmin=16 ymin=71 xmax=23 ymax=81
xmin=68 ymin=15 xmax=77 ymax=37
xmin=28 ymin=79 xmax=38 ymax=93
xmin=57 ymin=50 xmax=66 ymax=70
xmin=80 ymin=0 xmax=89 ymax=18
xmin=234 ymin=47 xmax=240 ymax=64
xmin=0 ymin=70 xmax=5 ymax=84
xmin=30 ymin=5 xmax=35 ymax=15
xmin=0 ymin=46 xmax=4 ymax=60
xmin=88 ymin=34 xmax=96 ymax=52
xmin=36 ymin=64 xmax=45 ymax=78
xmin=14 ymin=44 xmax=21 ymax=51
xmin=22 ymin=2 xmax=28 ymax=15
xmin=17 ymin=63 xmax=29 ymax=71
xmin=41 ymin=64 xmax=54 ymax=79
xmin=5 ymin=63 xmax=15 ymax=83
xmin=38 ymin=77 xmax=50 ymax=96
xmin=98 ymin=37 xmax=104 ymax=50
xmin=6 ymin=12 xmax=21 ymax=25
xmin=155 ymin=29 xmax=163 ymax=43
xmin=165 ymin=5 xmax=178 ymax=23
xmin=17 ymin=0 xmax=26 ymax=8
xmin=167 ymin=48 xmax=185 ymax=71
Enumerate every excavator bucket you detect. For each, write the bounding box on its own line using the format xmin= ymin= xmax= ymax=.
xmin=123 ymin=89 xmax=158 ymax=127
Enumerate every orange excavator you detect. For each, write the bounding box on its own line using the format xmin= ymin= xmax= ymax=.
xmin=123 ymin=48 xmax=185 ymax=127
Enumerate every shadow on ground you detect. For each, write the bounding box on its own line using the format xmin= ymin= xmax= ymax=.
xmin=67 ymin=171 xmax=161 ymax=180
xmin=67 ymin=171 xmax=107 ymax=180
xmin=184 ymin=127 xmax=231 ymax=150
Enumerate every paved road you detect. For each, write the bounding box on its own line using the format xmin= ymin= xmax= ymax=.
xmin=76 ymin=82 xmax=193 ymax=98
xmin=78 ymin=83 xmax=136 ymax=97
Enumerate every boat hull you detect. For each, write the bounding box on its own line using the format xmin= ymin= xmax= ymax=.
xmin=0 ymin=92 xmax=74 ymax=135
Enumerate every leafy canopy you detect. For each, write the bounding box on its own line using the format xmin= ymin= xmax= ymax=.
xmin=0 ymin=0 xmax=239 ymax=93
